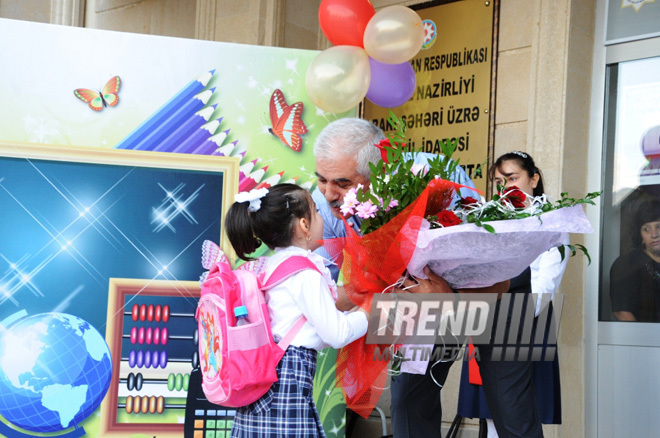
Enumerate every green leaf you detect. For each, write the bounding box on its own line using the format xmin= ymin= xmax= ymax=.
xmin=567 ymin=244 xmax=577 ymax=257
xmin=482 ymin=223 xmax=496 ymax=234
xmin=574 ymin=243 xmax=592 ymax=265
xmin=557 ymin=245 xmax=566 ymax=262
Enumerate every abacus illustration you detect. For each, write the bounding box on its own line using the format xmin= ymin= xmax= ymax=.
xmin=99 ymin=278 xmax=230 ymax=437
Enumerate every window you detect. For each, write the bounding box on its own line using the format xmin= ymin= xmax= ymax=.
xmin=600 ymin=56 xmax=660 ymax=322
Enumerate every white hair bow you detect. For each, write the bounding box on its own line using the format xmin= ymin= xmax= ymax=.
xmin=234 ymin=188 xmax=269 ymax=212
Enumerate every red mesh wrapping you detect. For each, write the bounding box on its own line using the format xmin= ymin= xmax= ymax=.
xmin=327 ymin=178 xmax=473 ymax=418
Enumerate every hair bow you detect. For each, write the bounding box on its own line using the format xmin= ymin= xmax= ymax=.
xmin=234 ymin=188 xmax=269 ymax=212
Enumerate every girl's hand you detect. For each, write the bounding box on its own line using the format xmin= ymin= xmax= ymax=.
xmin=335 ymin=285 xmax=355 ymax=311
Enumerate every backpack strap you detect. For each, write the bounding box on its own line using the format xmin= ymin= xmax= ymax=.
xmin=259 ymin=256 xmax=322 ymax=351
xmin=277 ymin=315 xmax=308 ymax=351
xmin=260 ymin=256 xmax=321 ymax=290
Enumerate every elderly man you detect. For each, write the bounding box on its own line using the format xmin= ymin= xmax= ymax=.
xmin=311 ymin=117 xmax=504 ymax=437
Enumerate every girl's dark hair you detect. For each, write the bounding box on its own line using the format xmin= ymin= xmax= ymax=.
xmin=488 ymin=151 xmax=545 ymax=197
xmin=633 ymin=199 xmax=660 ymax=247
xmin=225 ymin=183 xmax=314 ymax=261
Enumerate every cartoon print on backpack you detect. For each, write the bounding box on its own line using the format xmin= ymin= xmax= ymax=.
xmin=198 ymin=309 xmax=221 ymax=378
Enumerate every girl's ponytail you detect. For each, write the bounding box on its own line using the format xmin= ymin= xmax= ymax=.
xmin=225 ymin=184 xmax=314 ymax=261
xmin=225 ymin=201 xmax=261 ymax=261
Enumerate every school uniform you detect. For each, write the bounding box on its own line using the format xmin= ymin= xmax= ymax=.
xmin=231 ymin=246 xmax=368 ymax=438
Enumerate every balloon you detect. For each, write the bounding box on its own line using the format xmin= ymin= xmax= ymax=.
xmin=305 ymin=46 xmax=371 ymax=114
xmin=366 ymin=58 xmax=416 ymax=108
xmin=319 ymin=0 xmax=375 ymax=47
xmin=363 ymin=5 xmax=425 ymax=64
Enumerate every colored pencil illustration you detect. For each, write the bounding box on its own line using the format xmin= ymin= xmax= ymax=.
xmin=171 ymin=117 xmax=222 ymax=154
xmin=209 ymin=140 xmax=238 ymax=157
xmin=114 ymin=71 xmax=214 ymax=150
xmin=192 ymin=129 xmax=230 ymax=155
xmin=254 ymin=171 xmax=284 ymax=190
xmin=238 ymin=166 xmax=267 ymax=192
xmin=239 ymin=159 xmax=259 ymax=180
xmin=281 ymin=176 xmax=299 ymax=185
xmin=151 ymin=105 xmax=216 ymax=152
xmin=127 ymin=90 xmax=215 ymax=151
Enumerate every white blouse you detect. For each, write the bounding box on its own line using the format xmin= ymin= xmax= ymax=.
xmin=265 ymin=246 xmax=368 ymax=350
xmin=530 ymin=232 xmax=570 ymax=315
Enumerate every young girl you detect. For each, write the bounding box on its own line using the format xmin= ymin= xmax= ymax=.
xmin=491 ymin=151 xmax=569 ymax=322
xmin=225 ymin=183 xmax=368 ymax=438
xmin=456 ymin=151 xmax=566 ymax=437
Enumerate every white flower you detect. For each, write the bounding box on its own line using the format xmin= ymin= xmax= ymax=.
xmin=235 ymin=188 xmax=269 ymax=212
xmin=410 ymin=163 xmax=429 ymax=176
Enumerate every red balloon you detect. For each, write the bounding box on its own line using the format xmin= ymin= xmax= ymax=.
xmin=319 ymin=0 xmax=375 ymax=47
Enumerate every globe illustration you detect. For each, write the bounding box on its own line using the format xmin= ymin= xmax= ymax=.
xmin=0 ymin=312 xmax=112 ymax=433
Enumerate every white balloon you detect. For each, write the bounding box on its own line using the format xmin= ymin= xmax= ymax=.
xmin=305 ymin=46 xmax=371 ymax=113
xmin=363 ymin=5 xmax=425 ymax=64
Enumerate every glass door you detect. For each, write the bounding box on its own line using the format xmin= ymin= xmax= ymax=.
xmin=600 ymin=56 xmax=660 ymax=324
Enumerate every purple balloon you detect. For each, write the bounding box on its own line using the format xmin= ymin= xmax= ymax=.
xmin=366 ymin=57 xmax=416 ymax=108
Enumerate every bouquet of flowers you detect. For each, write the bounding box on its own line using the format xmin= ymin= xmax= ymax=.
xmin=337 ymin=111 xmax=598 ymax=297
xmin=330 ymin=111 xmax=599 ymax=417
xmin=374 ymin=172 xmax=598 ymax=289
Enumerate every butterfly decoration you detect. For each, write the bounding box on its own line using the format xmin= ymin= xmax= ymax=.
xmin=201 ymin=240 xmax=229 ymax=270
xmin=73 ymin=76 xmax=121 ymax=111
xmin=200 ymin=240 xmax=229 ymax=284
xmin=268 ymin=89 xmax=308 ymax=152
xmin=199 ymin=240 xmax=268 ymax=285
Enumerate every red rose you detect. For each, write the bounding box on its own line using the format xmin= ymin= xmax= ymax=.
xmin=460 ymin=196 xmax=479 ymax=207
xmin=436 ymin=210 xmax=461 ymax=227
xmin=500 ymin=186 xmax=527 ymax=209
xmin=374 ymin=139 xmax=395 ymax=164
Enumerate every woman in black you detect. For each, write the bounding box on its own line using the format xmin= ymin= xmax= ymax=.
xmin=610 ymin=200 xmax=660 ymax=322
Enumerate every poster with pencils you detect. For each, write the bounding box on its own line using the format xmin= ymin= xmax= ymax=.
xmin=0 ymin=18 xmax=352 ymax=438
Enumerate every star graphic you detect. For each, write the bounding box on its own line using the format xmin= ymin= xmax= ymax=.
xmin=621 ymin=0 xmax=655 ymax=12
xmin=285 ymin=58 xmax=299 ymax=74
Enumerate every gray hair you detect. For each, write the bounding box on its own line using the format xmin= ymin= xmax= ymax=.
xmin=313 ymin=118 xmax=385 ymax=179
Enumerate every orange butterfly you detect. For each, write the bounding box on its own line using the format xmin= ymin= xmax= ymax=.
xmin=268 ymin=89 xmax=307 ymax=152
xmin=74 ymin=76 xmax=121 ymax=111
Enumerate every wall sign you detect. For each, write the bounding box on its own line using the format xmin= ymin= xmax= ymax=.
xmin=363 ymin=0 xmax=496 ymax=194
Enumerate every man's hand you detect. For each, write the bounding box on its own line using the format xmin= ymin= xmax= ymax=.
xmin=395 ymin=266 xmax=455 ymax=294
xmin=393 ymin=265 xmax=510 ymax=298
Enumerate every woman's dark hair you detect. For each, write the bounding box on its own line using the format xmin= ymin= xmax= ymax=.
xmin=633 ymin=199 xmax=660 ymax=247
xmin=488 ymin=151 xmax=545 ymax=197
xmin=225 ymin=183 xmax=314 ymax=261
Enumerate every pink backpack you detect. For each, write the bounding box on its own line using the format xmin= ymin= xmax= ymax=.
xmin=196 ymin=246 xmax=319 ymax=407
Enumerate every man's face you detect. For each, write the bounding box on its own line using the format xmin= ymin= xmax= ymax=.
xmin=316 ymin=157 xmax=370 ymax=219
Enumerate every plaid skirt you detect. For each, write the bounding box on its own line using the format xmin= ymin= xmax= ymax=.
xmin=230 ymin=345 xmax=326 ymax=438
